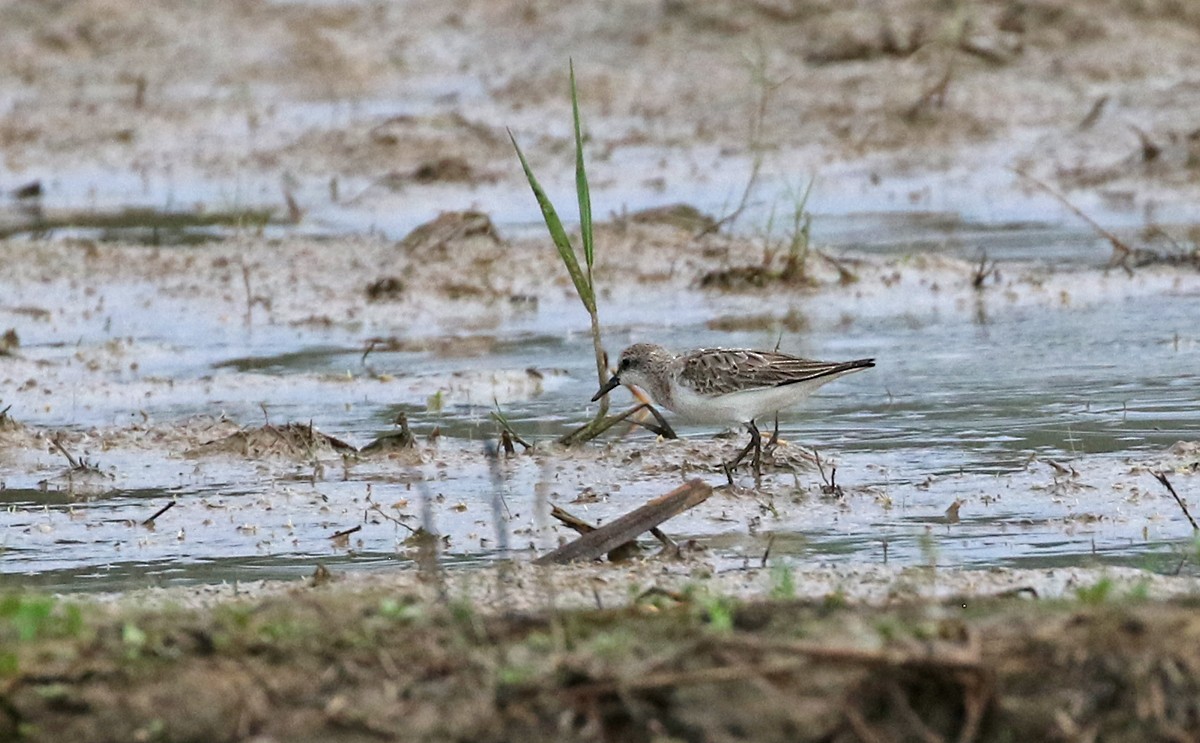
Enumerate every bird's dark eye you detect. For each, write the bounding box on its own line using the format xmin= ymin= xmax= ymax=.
xmin=619 ymin=358 xmax=632 ymax=371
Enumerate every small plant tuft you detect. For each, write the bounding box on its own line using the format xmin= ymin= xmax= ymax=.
xmin=769 ymin=562 xmax=797 ymax=600
xmin=0 ymin=594 xmax=85 ymax=647
xmin=699 ymin=594 xmax=737 ymax=634
xmin=1076 ymin=577 xmax=1115 ymax=605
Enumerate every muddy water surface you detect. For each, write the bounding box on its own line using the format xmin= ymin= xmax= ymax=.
xmin=2 ymin=213 xmax=1198 ymax=593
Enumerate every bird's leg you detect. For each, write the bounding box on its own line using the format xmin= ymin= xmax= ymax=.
xmin=722 ymin=420 xmax=763 ymax=488
xmin=748 ymin=420 xmax=763 ymax=488
xmin=763 ymin=414 xmax=781 ymax=455
xmin=723 ymin=421 xmax=757 ymax=487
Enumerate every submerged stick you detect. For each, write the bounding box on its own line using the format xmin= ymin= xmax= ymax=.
xmin=49 ymin=434 xmax=82 ymax=470
xmin=1011 ymin=167 xmax=1134 ymax=267
xmin=142 ymin=500 xmax=176 ymax=527
xmin=536 ymin=479 xmax=711 ymax=564
xmin=1152 ymin=471 xmax=1199 ymax=533
xmin=330 ymin=524 xmax=363 ymax=540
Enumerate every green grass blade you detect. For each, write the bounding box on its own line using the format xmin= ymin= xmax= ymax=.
xmin=797 ymin=175 xmax=815 ymax=211
xmin=570 ymin=61 xmax=595 ymax=276
xmin=508 ymin=128 xmax=596 ymax=314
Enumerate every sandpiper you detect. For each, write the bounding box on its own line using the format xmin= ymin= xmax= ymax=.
xmin=591 ymin=343 xmax=875 ymax=485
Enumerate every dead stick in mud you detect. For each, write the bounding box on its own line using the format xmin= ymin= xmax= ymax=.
xmin=360 ymin=339 xmax=378 ymax=365
xmin=904 ymin=64 xmax=954 ymax=120
xmin=701 ymin=153 xmax=764 ymax=238
xmin=559 ymin=402 xmax=676 ymax=446
xmin=972 ymin=251 xmax=995 ymax=290
xmin=330 ymin=524 xmax=363 ymax=540
xmin=142 ymin=500 xmax=176 ymax=527
xmin=367 ymin=503 xmax=417 ymax=533
xmin=49 ymin=433 xmax=82 ymax=469
xmin=240 ymin=259 xmax=255 ymax=326
xmin=536 ymin=479 xmax=711 ymax=564
xmin=550 ymin=505 xmax=674 ymax=560
xmin=1011 ymin=168 xmax=1134 ymax=267
xmin=550 ymin=505 xmax=641 ymax=561
xmin=1152 ymin=471 xmax=1199 ymax=533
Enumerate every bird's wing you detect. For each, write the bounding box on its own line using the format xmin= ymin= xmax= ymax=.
xmin=677 ymin=348 xmax=873 ymax=396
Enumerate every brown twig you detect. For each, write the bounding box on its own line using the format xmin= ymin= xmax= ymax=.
xmin=648 ymin=527 xmax=677 ymax=553
xmin=49 ymin=433 xmax=82 ymax=469
xmin=142 ymin=500 xmax=176 ymax=527
xmin=957 ymin=658 xmax=993 ymax=743
xmin=549 ymin=505 xmax=644 ymax=561
xmin=1130 ymin=125 xmax=1161 ymax=162
xmin=815 ymin=450 xmax=843 ymax=497
xmin=50 ymin=433 xmax=101 ymax=473
xmin=330 ymin=524 xmax=363 ymax=540
xmin=903 ymin=64 xmax=954 ymax=121
xmin=1152 ymin=471 xmax=1199 ymax=533
xmin=971 ymin=251 xmax=995 ymax=290
xmin=560 ymin=658 xmax=814 ymax=699
xmin=360 ymin=339 xmax=378 ymax=366
xmin=558 ymin=402 xmax=677 ymax=446
xmin=500 ymin=430 xmax=516 ymax=456
xmin=536 ymin=480 xmax=711 ymax=564
xmin=844 ymin=706 xmax=888 ymax=743
xmin=1077 ymin=95 xmax=1109 ymax=131
xmin=367 ymin=503 xmax=417 ymax=533
xmin=888 ymin=680 xmax=947 ymax=743
xmin=549 ymin=505 xmax=598 ymax=535
xmin=240 ymin=259 xmax=255 ymax=326
xmin=1011 ymin=167 xmax=1134 ymax=269
xmin=760 ymin=534 xmax=774 ymax=567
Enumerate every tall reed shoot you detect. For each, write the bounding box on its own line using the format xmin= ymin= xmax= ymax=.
xmin=509 ymin=62 xmax=610 ymax=442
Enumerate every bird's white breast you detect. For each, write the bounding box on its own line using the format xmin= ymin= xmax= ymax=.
xmin=666 ymin=379 xmax=829 ymax=424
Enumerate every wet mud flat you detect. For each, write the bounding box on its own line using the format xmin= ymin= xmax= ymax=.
xmin=1 ymin=224 xmax=1199 ymax=589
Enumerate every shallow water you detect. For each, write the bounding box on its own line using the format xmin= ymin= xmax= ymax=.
xmin=2 ymin=215 xmax=1199 ymax=593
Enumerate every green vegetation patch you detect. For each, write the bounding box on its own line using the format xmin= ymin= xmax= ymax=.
xmin=3 ymin=585 xmax=1200 ymax=742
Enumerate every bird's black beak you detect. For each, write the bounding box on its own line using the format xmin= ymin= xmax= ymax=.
xmin=591 ymin=374 xmax=621 ymax=402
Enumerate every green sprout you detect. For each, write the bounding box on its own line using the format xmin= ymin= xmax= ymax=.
xmin=510 ymin=63 xmax=678 ymax=446
xmin=508 ymin=61 xmax=609 ymax=442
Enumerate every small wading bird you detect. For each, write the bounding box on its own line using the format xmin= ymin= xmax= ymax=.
xmin=592 ymin=343 xmax=875 ymax=486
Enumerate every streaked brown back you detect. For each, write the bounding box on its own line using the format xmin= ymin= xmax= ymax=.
xmin=677 ymin=348 xmax=874 ymax=396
